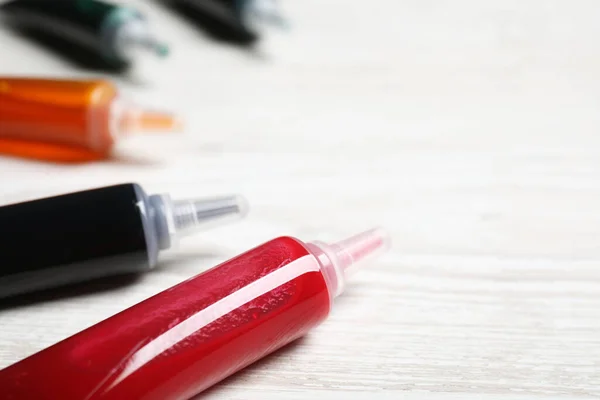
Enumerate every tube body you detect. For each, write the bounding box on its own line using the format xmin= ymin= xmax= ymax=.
xmin=0 ymin=236 xmax=331 ymax=399
xmin=0 ymin=182 xmax=247 ymax=298
xmin=172 ymin=0 xmax=257 ymax=41
xmin=170 ymin=0 xmax=286 ymax=43
xmin=0 ymin=78 xmax=118 ymax=158
xmin=0 ymin=0 xmax=146 ymax=65
xmin=0 ymin=184 xmax=156 ymax=298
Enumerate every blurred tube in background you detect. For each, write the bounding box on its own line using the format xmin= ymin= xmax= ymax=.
xmin=0 ymin=0 xmax=169 ymax=69
xmin=0 ymin=77 xmax=181 ymax=162
xmin=166 ymin=0 xmax=286 ymax=44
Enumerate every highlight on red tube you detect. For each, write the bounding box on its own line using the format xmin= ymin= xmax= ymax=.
xmin=0 ymin=228 xmax=390 ymax=400
xmin=0 ymin=77 xmax=181 ymax=162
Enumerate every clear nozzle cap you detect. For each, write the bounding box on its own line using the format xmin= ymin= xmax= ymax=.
xmin=242 ymin=0 xmax=288 ymax=34
xmin=309 ymin=228 xmax=391 ymax=298
xmin=329 ymin=227 xmax=391 ymax=275
xmin=110 ymin=97 xmax=183 ymax=139
xmin=110 ymin=16 xmax=169 ymax=83
xmin=149 ymin=194 xmax=249 ymax=250
xmin=122 ymin=35 xmax=169 ymax=60
xmin=114 ymin=18 xmax=169 ymax=63
xmin=172 ymin=195 xmax=249 ymax=237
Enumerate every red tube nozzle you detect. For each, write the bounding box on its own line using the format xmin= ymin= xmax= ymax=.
xmin=329 ymin=227 xmax=390 ymax=273
xmin=308 ymin=227 xmax=390 ymax=298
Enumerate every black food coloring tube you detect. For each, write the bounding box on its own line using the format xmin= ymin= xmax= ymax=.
xmin=0 ymin=183 xmax=247 ymax=298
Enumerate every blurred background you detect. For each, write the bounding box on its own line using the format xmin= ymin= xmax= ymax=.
xmin=0 ymin=0 xmax=599 ymax=398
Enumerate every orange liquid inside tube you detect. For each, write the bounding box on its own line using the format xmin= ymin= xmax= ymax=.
xmin=0 ymin=78 xmax=179 ymax=162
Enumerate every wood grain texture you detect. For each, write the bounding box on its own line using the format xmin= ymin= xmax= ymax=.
xmin=0 ymin=0 xmax=599 ymax=398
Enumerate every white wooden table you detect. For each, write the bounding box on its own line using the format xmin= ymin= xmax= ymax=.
xmin=0 ymin=1 xmax=599 ymax=398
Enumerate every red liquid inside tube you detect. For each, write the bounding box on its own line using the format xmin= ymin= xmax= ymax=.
xmin=0 ymin=229 xmax=389 ymax=400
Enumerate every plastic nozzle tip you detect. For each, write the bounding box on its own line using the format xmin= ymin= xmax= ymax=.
xmin=172 ymin=195 xmax=249 ymax=236
xmin=330 ymin=227 xmax=391 ymax=272
xmin=114 ymin=16 xmax=169 ymax=64
xmin=244 ymin=0 xmax=288 ymax=32
xmin=137 ymin=110 xmax=183 ymax=132
xmin=308 ymin=228 xmax=390 ymax=298
xmin=119 ymin=105 xmax=183 ymax=134
xmin=133 ymin=38 xmax=169 ymax=58
xmin=154 ymin=43 xmax=169 ymax=58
